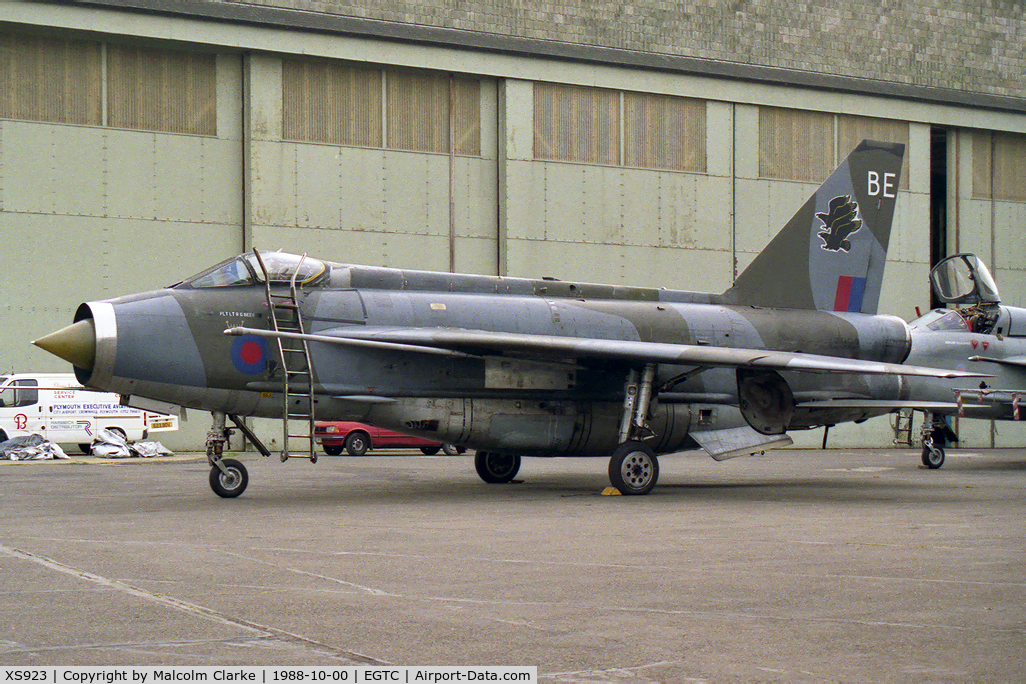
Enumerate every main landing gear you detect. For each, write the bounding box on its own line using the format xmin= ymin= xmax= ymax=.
xmin=608 ymin=364 xmax=660 ymax=495
xmin=475 ymin=451 xmax=522 ymax=484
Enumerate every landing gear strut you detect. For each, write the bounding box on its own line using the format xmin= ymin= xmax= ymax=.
xmin=206 ymin=411 xmax=249 ymax=497
xmin=609 ymin=364 xmax=660 ymax=495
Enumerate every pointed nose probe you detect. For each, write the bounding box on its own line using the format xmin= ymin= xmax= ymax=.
xmin=32 ymin=319 xmax=97 ymax=371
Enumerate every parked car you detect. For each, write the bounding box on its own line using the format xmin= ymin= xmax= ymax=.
xmin=314 ymin=421 xmax=463 ymax=456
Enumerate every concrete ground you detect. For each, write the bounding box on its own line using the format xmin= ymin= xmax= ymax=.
xmin=0 ymin=447 xmax=1023 ymax=681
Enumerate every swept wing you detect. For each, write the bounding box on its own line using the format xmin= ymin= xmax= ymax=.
xmin=226 ymin=325 xmax=983 ymax=380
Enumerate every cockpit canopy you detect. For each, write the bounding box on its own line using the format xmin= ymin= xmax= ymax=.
xmin=930 ymin=254 xmax=1001 ymax=306
xmin=179 ymin=252 xmax=328 ymax=289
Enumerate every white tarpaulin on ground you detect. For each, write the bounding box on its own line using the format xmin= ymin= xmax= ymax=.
xmin=90 ymin=428 xmax=173 ymax=458
xmin=0 ymin=434 xmax=70 ymax=460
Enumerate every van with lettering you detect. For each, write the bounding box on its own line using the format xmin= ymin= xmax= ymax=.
xmin=0 ymin=372 xmax=179 ymax=451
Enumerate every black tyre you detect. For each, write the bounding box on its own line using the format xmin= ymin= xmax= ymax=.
xmin=475 ymin=451 xmax=521 ymax=484
xmin=608 ymin=441 xmax=659 ymax=495
xmin=345 ymin=432 xmax=369 ymax=456
xmin=209 ymin=458 xmax=248 ymax=498
xmin=323 ymin=444 xmax=344 ymax=456
xmin=420 ymin=446 xmax=441 ymax=455
xmin=921 ymin=444 xmax=945 ymax=469
xmin=79 ymin=443 xmax=93 ymax=454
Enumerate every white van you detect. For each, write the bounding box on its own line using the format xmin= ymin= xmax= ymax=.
xmin=0 ymin=372 xmax=178 ymax=451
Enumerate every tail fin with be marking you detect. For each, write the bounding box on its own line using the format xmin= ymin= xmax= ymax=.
xmin=720 ymin=139 xmax=905 ymax=314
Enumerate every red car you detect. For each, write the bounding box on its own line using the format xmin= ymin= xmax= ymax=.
xmin=314 ymin=421 xmax=463 ymax=456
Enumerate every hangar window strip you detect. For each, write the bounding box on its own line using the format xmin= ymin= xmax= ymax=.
xmin=107 ymin=45 xmax=216 ymax=136
xmin=533 ymin=83 xmax=707 ymax=172
xmin=0 ymin=32 xmax=216 ymax=136
xmin=759 ymin=107 xmax=909 ymax=188
xmin=282 ymin=59 xmax=481 ymax=156
xmin=0 ymin=33 xmax=102 ymax=125
xmin=972 ymin=131 xmax=1026 ymax=203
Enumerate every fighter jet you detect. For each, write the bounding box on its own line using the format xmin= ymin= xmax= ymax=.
xmin=887 ymin=254 xmax=1025 ymax=468
xmin=34 ymin=140 xmax=977 ymax=496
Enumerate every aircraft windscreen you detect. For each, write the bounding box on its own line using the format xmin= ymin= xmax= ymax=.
xmin=180 ymin=256 xmax=256 ymax=288
xmin=910 ymin=309 xmax=969 ymax=332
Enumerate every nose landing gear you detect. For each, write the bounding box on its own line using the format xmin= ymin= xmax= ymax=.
xmin=205 ymin=411 xmax=258 ymax=497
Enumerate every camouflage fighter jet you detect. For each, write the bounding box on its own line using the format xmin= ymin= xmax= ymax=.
xmin=34 ymin=140 xmax=977 ymax=496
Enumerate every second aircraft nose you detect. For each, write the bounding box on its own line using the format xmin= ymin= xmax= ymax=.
xmin=32 ymin=319 xmax=96 ymax=371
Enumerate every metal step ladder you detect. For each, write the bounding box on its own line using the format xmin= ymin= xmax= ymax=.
xmin=892 ymin=408 xmax=914 ymax=447
xmin=253 ymin=249 xmax=317 ymax=463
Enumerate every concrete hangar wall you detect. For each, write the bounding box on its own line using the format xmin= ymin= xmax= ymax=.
xmin=1 ymin=0 xmax=1025 ymax=451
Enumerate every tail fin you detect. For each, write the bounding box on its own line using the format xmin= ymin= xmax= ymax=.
xmin=720 ymin=139 xmax=905 ymax=314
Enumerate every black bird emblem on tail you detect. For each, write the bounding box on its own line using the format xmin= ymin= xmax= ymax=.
xmin=817 ymin=195 xmax=862 ymax=252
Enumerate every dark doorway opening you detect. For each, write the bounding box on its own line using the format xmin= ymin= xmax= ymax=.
xmin=929 ymin=126 xmax=949 ymax=310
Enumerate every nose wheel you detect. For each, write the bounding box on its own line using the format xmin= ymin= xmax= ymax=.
xmin=209 ymin=458 xmax=249 ymax=498
xmin=206 ymin=411 xmax=250 ymax=497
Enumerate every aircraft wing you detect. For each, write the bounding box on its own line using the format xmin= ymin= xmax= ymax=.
xmin=968 ymin=355 xmax=1026 ymax=368
xmin=226 ymin=326 xmax=984 ymax=379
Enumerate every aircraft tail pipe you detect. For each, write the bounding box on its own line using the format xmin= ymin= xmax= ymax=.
xmin=618 ymin=364 xmax=657 ymax=444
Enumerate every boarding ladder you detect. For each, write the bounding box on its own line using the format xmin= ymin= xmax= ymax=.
xmin=892 ymin=408 xmax=914 ymax=447
xmin=253 ymin=249 xmax=317 ymax=463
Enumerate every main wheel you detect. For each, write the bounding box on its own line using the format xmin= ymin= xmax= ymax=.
xmin=420 ymin=446 xmax=441 ymax=455
xmin=921 ymin=444 xmax=945 ymax=469
xmin=209 ymin=458 xmax=248 ymax=498
xmin=609 ymin=442 xmax=659 ymax=495
xmin=323 ymin=444 xmax=344 ymax=456
xmin=345 ymin=432 xmax=369 ymax=456
xmin=475 ymin=451 xmax=521 ymax=484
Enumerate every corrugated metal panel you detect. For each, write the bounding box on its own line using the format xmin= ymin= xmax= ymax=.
xmin=624 ymin=92 xmax=705 ymax=172
xmin=107 ymin=45 xmax=216 ymax=135
xmin=387 ymin=70 xmax=449 ymax=154
xmin=452 ymin=77 xmax=481 ymax=156
xmin=973 ymin=131 xmax=1026 ymax=202
xmin=838 ymin=114 xmax=909 ymax=188
xmin=759 ymin=106 xmax=833 ymax=182
xmin=534 ymin=83 xmax=620 ymax=165
xmin=282 ymin=59 xmax=382 ymax=147
xmin=0 ymin=33 xmax=101 ymax=125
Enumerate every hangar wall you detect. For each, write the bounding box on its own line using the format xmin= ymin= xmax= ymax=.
xmin=1 ymin=0 xmax=1025 ymax=451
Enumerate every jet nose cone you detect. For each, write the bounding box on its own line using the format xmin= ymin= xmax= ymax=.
xmin=33 ymin=319 xmax=96 ymax=371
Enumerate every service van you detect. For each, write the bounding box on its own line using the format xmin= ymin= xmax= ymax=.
xmin=0 ymin=372 xmax=179 ymax=451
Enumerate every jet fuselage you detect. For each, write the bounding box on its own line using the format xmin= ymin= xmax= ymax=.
xmin=65 ymin=258 xmax=912 ymax=456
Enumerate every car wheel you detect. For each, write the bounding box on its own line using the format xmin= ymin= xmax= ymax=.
xmin=345 ymin=432 xmax=369 ymax=456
